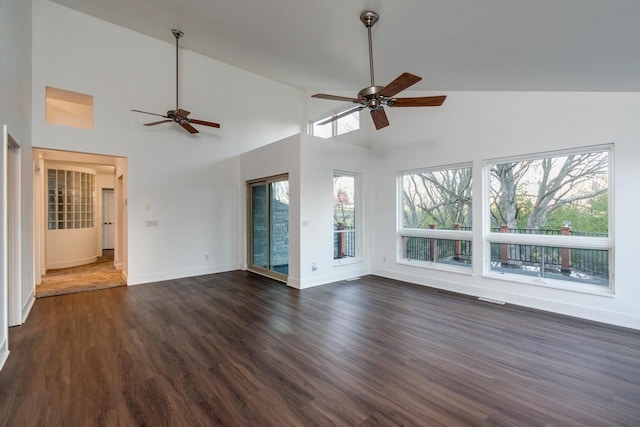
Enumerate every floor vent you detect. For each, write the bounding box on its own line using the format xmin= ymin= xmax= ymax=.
xmin=478 ymin=297 xmax=506 ymax=305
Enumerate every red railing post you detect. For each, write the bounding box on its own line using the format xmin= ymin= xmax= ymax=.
xmin=429 ymin=224 xmax=436 ymax=262
xmin=500 ymin=225 xmax=509 ymax=265
xmin=561 ymin=225 xmax=571 ymax=273
xmin=453 ymin=223 xmax=461 ymax=260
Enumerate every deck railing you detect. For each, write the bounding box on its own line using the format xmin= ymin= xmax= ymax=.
xmin=401 ymin=225 xmax=609 ymax=278
xmin=334 ymin=223 xmax=356 ymax=259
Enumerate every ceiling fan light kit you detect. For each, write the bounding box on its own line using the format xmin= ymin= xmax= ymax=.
xmin=132 ymin=29 xmax=220 ymax=134
xmin=312 ymin=11 xmax=446 ymax=130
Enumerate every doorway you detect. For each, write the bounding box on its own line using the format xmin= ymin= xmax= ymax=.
xmin=102 ymin=189 xmax=114 ymax=250
xmin=247 ymin=174 xmax=289 ymax=281
xmin=33 ymin=148 xmax=128 ymax=297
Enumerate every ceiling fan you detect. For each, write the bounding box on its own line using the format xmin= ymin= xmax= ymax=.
xmin=132 ymin=29 xmax=220 ymax=134
xmin=312 ymin=11 xmax=446 ymax=130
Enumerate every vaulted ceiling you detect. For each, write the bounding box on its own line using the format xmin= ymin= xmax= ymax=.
xmin=50 ymin=0 xmax=640 ymax=92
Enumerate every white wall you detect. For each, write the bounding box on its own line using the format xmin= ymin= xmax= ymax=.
xmin=240 ymin=134 xmax=301 ymax=287
xmin=0 ymin=0 xmax=32 ymax=368
xmin=348 ymin=91 xmax=640 ymax=329
xmin=31 ymin=0 xmax=304 ymax=285
xmin=299 ymin=134 xmax=371 ymax=287
xmin=240 ymin=133 xmax=372 ymax=289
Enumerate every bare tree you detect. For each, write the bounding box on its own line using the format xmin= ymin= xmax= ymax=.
xmin=490 ymin=152 xmax=608 ymax=230
xmin=489 ymin=161 xmax=532 ymax=228
xmin=402 ymin=168 xmax=472 ymax=228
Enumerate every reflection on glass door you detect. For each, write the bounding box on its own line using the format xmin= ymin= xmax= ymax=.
xmin=251 ymin=184 xmax=268 ymax=269
xmin=248 ymin=175 xmax=289 ymax=281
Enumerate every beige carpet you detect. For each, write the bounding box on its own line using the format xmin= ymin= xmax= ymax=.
xmin=37 ymin=250 xmax=126 ymax=298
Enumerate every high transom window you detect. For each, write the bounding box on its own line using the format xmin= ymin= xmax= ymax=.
xmin=310 ymin=108 xmax=360 ymax=139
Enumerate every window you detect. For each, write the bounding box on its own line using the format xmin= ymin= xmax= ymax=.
xmin=485 ymin=145 xmax=612 ymax=290
xmin=45 ymin=86 xmax=94 ymax=130
xmin=310 ymin=108 xmax=360 ymax=139
xmin=398 ymin=163 xmax=472 ymax=271
xmin=334 ymin=172 xmax=360 ymax=262
xmin=47 ymin=168 xmax=95 ymax=230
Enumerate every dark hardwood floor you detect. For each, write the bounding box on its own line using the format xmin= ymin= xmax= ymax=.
xmin=1 ymin=271 xmax=639 ymax=426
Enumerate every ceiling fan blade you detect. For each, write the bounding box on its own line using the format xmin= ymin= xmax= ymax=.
xmin=390 ymin=96 xmax=447 ymax=107
xmin=379 ymin=72 xmax=422 ymax=98
xmin=190 ymin=119 xmax=221 ymax=128
xmin=175 ymin=109 xmax=191 ymax=118
xmin=180 ymin=122 xmax=199 ymax=134
xmin=316 ymin=105 xmax=365 ymax=126
xmin=144 ymin=120 xmax=173 ymax=126
xmin=131 ymin=109 xmax=168 ymax=118
xmin=370 ymin=108 xmax=389 ymax=130
xmin=312 ymin=94 xmax=360 ymax=103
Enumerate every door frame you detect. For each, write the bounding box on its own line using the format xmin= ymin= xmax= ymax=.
xmin=33 ymin=148 xmax=128 ymax=284
xmin=5 ymin=126 xmax=24 ymax=327
xmin=246 ymin=174 xmax=289 ymax=282
xmin=101 ymin=188 xmax=115 ymax=250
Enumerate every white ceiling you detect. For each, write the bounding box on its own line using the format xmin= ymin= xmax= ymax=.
xmin=50 ymin=0 xmax=640 ymax=92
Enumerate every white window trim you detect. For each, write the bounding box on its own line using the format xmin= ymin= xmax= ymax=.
xmin=481 ymin=143 xmax=614 ymax=293
xmin=396 ymin=162 xmax=473 ymax=273
xmin=333 ymin=170 xmax=362 ymax=266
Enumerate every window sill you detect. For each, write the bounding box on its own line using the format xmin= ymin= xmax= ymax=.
xmin=397 ymin=258 xmax=473 ymax=276
xmin=483 ymin=271 xmax=614 ymax=297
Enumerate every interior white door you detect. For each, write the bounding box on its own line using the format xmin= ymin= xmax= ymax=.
xmin=102 ymin=189 xmax=115 ymax=250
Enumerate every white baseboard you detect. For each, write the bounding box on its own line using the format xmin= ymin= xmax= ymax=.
xmin=127 ymin=263 xmax=241 ymax=286
xmin=46 ymin=255 xmax=97 ymax=271
xmin=0 ymin=339 xmax=9 ymax=371
xmin=286 ymin=277 xmax=301 ymax=289
xmin=372 ymin=266 xmax=640 ymax=330
xmin=22 ymin=286 xmax=36 ymax=323
xmin=299 ymin=266 xmax=369 ymax=289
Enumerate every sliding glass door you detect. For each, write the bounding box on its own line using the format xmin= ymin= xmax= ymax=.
xmin=248 ymin=175 xmax=289 ymax=281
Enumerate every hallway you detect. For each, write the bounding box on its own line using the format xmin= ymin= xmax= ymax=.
xmin=36 ymin=250 xmax=126 ymax=298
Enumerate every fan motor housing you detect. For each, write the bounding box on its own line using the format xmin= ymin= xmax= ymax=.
xmin=359 ymin=86 xmax=387 ymax=108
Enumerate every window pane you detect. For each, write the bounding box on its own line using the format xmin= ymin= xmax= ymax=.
xmin=336 ymin=110 xmax=359 ymax=135
xmin=46 ymin=169 xmax=95 ymax=230
xmin=312 ymin=109 xmax=360 ymax=139
xmin=269 ymin=180 xmax=289 ymax=275
xmin=489 ymin=150 xmax=609 ymax=236
xmin=402 ymin=236 xmax=472 ymax=269
xmin=251 ymin=185 xmax=267 ymax=268
xmin=490 ymin=243 xmax=609 ymax=287
xmin=312 ymin=120 xmax=333 ymax=139
xmin=401 ymin=166 xmax=472 ymax=229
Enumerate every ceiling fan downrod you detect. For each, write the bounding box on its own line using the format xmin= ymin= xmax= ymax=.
xmin=171 ymin=29 xmax=184 ymax=112
xmin=360 ymin=11 xmax=379 ymax=88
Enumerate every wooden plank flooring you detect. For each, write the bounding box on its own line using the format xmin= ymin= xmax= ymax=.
xmin=1 ymin=271 xmax=639 ymax=426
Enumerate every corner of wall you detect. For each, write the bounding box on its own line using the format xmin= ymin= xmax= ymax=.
xmin=0 ymin=339 xmax=8 ymax=371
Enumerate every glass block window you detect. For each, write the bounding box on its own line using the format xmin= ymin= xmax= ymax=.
xmin=47 ymin=169 xmax=95 ymax=230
